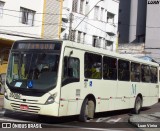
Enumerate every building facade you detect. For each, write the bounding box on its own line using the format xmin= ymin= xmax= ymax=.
xmin=145 ymin=1 xmax=160 ymax=62
xmin=118 ymin=0 xmax=146 ymax=44
xmin=61 ymin=0 xmax=119 ymax=51
xmin=118 ymin=0 xmax=160 ymax=62
xmin=0 ymin=0 xmax=62 ymax=46
xmin=0 ymin=0 xmax=120 ymax=71
xmin=0 ymin=0 xmax=62 ymax=73
xmin=0 ymin=0 xmax=43 ymax=44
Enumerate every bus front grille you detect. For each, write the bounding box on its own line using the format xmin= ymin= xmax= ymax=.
xmin=10 ymin=103 xmax=40 ymax=114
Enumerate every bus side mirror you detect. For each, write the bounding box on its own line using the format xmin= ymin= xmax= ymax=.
xmin=68 ymin=68 xmax=73 ymax=77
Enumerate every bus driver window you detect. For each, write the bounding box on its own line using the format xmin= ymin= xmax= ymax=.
xmin=62 ymin=56 xmax=80 ymax=86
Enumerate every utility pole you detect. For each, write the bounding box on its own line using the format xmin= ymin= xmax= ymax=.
xmin=68 ymin=13 xmax=73 ymax=41
xmin=74 ymin=0 xmax=104 ymax=31
xmin=68 ymin=0 xmax=103 ymax=41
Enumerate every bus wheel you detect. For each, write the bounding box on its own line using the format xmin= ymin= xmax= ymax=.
xmin=133 ymin=96 xmax=142 ymax=114
xmin=79 ymin=98 xmax=95 ymax=122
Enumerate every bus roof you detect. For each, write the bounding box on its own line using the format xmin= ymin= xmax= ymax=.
xmin=62 ymin=40 xmax=159 ymax=67
xmin=12 ymin=39 xmax=159 ymax=67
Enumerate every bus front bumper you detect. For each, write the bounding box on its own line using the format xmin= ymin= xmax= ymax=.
xmin=4 ymin=97 xmax=59 ymax=117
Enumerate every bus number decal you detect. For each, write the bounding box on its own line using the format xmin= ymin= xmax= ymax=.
xmin=9 ymin=92 xmax=21 ymax=99
xmin=89 ymin=81 xmax=92 ymax=87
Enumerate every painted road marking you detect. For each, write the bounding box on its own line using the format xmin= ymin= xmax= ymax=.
xmin=96 ymin=117 xmax=111 ymax=122
xmin=107 ymin=118 xmax=121 ymax=123
xmin=96 ymin=117 xmax=122 ymax=124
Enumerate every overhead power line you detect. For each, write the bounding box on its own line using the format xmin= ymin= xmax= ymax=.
xmin=2 ymin=6 xmax=160 ymax=29
xmin=3 ymin=8 xmax=67 ymax=16
xmin=1 ymin=13 xmax=68 ymax=28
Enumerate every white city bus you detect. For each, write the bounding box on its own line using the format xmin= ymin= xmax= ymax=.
xmin=4 ymin=40 xmax=159 ymax=122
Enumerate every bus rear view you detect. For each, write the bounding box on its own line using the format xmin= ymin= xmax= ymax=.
xmin=4 ymin=40 xmax=62 ymax=116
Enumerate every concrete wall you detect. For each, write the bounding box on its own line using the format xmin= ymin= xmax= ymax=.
xmin=145 ymin=0 xmax=160 ymax=62
xmin=118 ymin=0 xmax=146 ymax=43
xmin=118 ymin=43 xmax=145 ymax=56
xmin=42 ymin=0 xmax=61 ymax=39
xmin=118 ymin=0 xmax=131 ymax=43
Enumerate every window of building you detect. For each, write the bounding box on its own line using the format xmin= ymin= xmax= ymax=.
xmin=141 ymin=65 xmax=150 ymax=83
xmin=0 ymin=1 xmax=5 ymax=18
xmin=118 ymin=60 xmax=130 ymax=81
xmin=100 ymin=8 xmax=104 ymax=21
xmin=80 ymin=0 xmax=84 ymax=14
xmin=97 ymin=37 xmax=102 ymax=48
xmin=72 ymin=0 xmax=78 ymax=12
xmin=20 ymin=7 xmax=35 ymax=26
xmin=105 ymin=40 xmax=113 ymax=51
xmin=103 ymin=56 xmax=117 ymax=80
xmin=83 ymin=33 xmax=86 ymax=44
xmin=77 ymin=31 xmax=81 ymax=43
xmin=85 ymin=53 xmax=102 ymax=79
xmin=131 ymin=62 xmax=140 ymax=82
xmin=107 ymin=12 xmax=114 ymax=24
xmin=62 ymin=56 xmax=80 ymax=86
xmin=92 ymin=36 xmax=97 ymax=47
xmin=94 ymin=6 xmax=99 ymax=20
xmin=70 ymin=30 xmax=76 ymax=41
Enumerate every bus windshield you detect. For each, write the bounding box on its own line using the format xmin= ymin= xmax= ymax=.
xmin=6 ymin=52 xmax=60 ymax=91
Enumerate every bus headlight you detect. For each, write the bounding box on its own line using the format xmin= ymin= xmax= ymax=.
xmin=45 ymin=93 xmax=57 ymax=105
xmin=4 ymin=89 xmax=8 ymax=99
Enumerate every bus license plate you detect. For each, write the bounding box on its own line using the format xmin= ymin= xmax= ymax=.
xmin=20 ymin=104 xmax=28 ymax=110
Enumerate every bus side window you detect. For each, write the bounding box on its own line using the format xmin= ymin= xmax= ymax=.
xmin=131 ymin=62 xmax=140 ymax=82
xmin=103 ymin=56 xmax=117 ymax=80
xmin=118 ymin=60 xmax=130 ymax=81
xmin=84 ymin=52 xmax=102 ymax=79
xmin=141 ymin=65 xmax=151 ymax=83
xmin=62 ymin=56 xmax=80 ymax=86
xmin=150 ymin=67 xmax=157 ymax=83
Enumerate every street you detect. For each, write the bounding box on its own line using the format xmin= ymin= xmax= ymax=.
xmin=0 ymin=95 xmax=160 ymax=131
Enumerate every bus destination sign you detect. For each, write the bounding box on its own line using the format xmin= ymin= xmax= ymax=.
xmin=13 ymin=42 xmax=61 ymax=50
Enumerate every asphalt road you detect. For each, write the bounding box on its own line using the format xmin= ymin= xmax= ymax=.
xmin=0 ymin=96 xmax=160 ymax=131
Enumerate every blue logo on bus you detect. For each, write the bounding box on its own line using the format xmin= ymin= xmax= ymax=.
xmin=27 ymin=81 xmax=33 ymax=88
xmin=89 ymin=81 xmax=92 ymax=87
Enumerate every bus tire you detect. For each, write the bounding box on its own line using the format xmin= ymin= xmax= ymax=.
xmin=133 ymin=96 xmax=142 ymax=114
xmin=79 ymin=98 xmax=95 ymax=122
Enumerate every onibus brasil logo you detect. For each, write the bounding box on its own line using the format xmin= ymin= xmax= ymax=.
xmin=148 ymin=0 xmax=160 ymax=4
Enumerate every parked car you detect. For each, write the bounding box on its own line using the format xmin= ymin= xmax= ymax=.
xmin=0 ymin=73 xmax=6 ymax=94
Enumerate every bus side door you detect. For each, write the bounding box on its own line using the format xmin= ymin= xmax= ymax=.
xmin=59 ymin=47 xmax=82 ymax=116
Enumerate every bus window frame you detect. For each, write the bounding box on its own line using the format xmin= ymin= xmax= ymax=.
xmin=103 ymin=56 xmax=117 ymax=80
xmin=118 ymin=59 xmax=130 ymax=81
xmin=62 ymin=56 xmax=80 ymax=87
xmin=84 ymin=52 xmax=102 ymax=79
